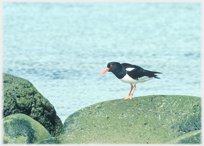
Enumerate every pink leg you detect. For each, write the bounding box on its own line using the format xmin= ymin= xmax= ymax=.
xmin=128 ymin=84 xmax=133 ymax=95
xmin=123 ymin=84 xmax=135 ymax=100
xmin=131 ymin=85 xmax=136 ymax=96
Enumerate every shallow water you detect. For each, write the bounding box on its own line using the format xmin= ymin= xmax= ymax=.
xmin=3 ymin=3 xmax=201 ymax=123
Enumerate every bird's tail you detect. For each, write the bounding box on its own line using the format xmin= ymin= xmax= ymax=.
xmin=152 ymin=71 xmax=162 ymax=79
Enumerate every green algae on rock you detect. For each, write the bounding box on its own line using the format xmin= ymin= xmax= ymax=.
xmin=3 ymin=114 xmax=51 ymax=144
xmin=58 ymin=95 xmax=201 ymax=144
xmin=37 ymin=137 xmax=60 ymax=144
xmin=168 ymin=129 xmax=201 ymax=144
xmin=3 ymin=73 xmax=63 ymax=137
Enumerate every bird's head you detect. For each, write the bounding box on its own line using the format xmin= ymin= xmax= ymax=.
xmin=98 ymin=62 xmax=121 ymax=76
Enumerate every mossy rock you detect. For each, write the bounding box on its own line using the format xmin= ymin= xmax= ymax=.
xmin=3 ymin=73 xmax=63 ymax=136
xmin=58 ymin=95 xmax=201 ymax=144
xmin=168 ymin=130 xmax=201 ymax=144
xmin=3 ymin=114 xmax=51 ymax=144
xmin=37 ymin=137 xmax=60 ymax=144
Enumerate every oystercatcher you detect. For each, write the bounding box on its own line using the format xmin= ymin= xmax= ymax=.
xmin=98 ymin=62 xmax=161 ymax=100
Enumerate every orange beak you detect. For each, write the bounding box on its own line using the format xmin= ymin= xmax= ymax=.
xmin=98 ymin=68 xmax=109 ymax=76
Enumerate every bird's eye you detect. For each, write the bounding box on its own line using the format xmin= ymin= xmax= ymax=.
xmin=110 ymin=65 xmax=113 ymax=67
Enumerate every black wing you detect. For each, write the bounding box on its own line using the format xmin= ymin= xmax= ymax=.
xmin=121 ymin=63 xmax=142 ymax=69
xmin=121 ymin=63 xmax=161 ymax=79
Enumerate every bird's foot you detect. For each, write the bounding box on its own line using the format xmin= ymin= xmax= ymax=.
xmin=122 ymin=95 xmax=132 ymax=100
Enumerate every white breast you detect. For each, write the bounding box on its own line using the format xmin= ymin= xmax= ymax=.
xmin=120 ymin=74 xmax=138 ymax=84
xmin=120 ymin=74 xmax=153 ymax=84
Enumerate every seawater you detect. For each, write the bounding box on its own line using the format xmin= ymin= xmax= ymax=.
xmin=3 ymin=3 xmax=201 ymax=123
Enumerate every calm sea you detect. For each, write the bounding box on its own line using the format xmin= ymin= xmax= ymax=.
xmin=3 ymin=3 xmax=201 ymax=123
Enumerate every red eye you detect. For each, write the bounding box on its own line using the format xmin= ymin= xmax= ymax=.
xmin=110 ymin=65 xmax=113 ymax=67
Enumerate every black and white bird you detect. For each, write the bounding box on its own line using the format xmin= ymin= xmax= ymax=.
xmin=98 ymin=62 xmax=161 ymax=100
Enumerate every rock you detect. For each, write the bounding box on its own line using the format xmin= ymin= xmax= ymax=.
xmin=37 ymin=137 xmax=60 ymax=144
xmin=3 ymin=114 xmax=51 ymax=144
xmin=168 ymin=130 xmax=201 ymax=144
xmin=58 ymin=95 xmax=201 ymax=144
xmin=3 ymin=73 xmax=63 ymax=137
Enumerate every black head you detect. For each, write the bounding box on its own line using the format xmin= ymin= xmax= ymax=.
xmin=98 ymin=62 xmax=124 ymax=78
xmin=107 ymin=62 xmax=122 ymax=73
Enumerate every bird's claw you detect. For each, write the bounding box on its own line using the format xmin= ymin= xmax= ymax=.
xmin=122 ymin=95 xmax=132 ymax=100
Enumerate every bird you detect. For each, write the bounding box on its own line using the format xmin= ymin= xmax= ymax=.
xmin=98 ymin=62 xmax=161 ymax=100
